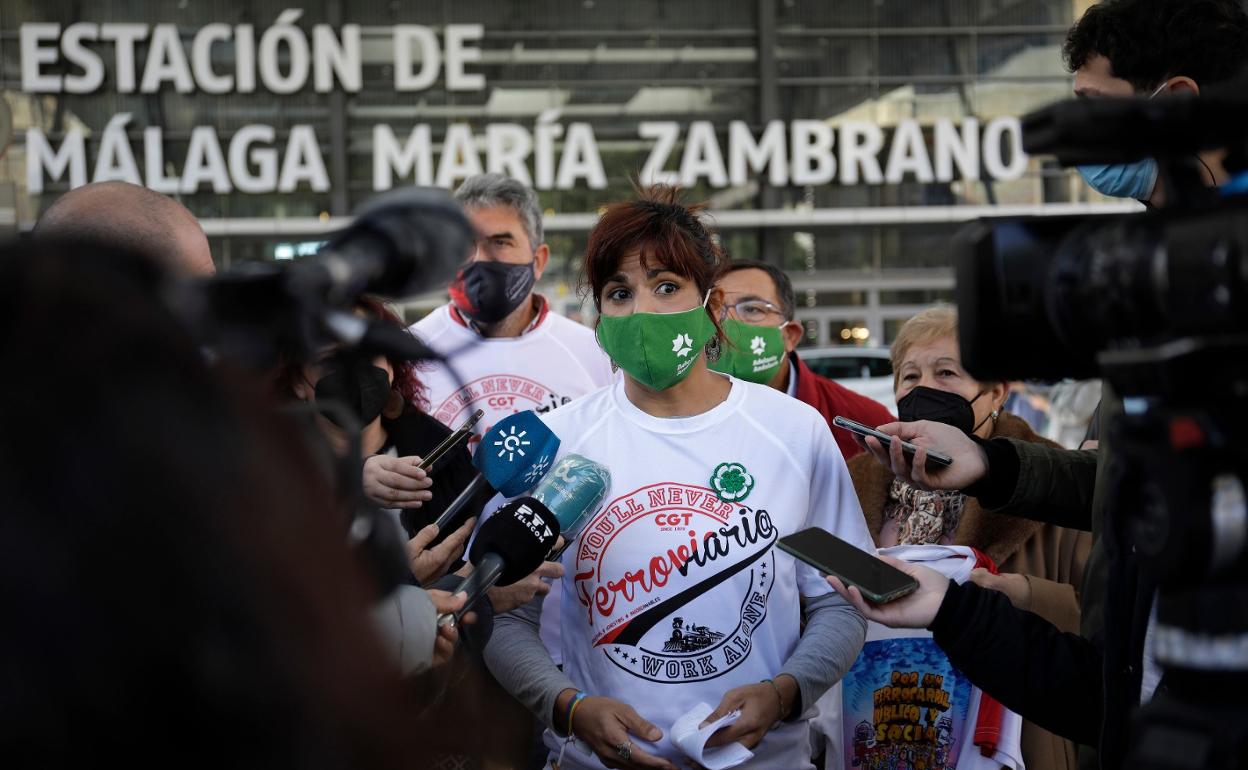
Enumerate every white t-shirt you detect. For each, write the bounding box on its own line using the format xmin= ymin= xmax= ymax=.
xmin=410 ymin=301 xmax=615 ymax=447
xmin=539 ymin=376 xmax=875 ymax=769
xmin=413 ymin=299 xmax=615 ymax=662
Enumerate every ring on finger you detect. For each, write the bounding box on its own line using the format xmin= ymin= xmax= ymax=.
xmin=614 ymin=741 xmax=632 ymax=761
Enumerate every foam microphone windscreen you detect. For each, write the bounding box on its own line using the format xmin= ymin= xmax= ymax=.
xmin=473 ymin=410 xmax=561 ymax=497
xmin=468 ymin=497 xmax=561 ymax=585
xmin=530 ymin=454 xmax=611 ymax=541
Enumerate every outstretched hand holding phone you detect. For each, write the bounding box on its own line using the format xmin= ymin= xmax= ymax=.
xmin=857 ymin=420 xmax=991 ymax=492
xmin=778 ymin=528 xmax=919 ymax=602
xmin=826 ymin=555 xmax=951 ymax=630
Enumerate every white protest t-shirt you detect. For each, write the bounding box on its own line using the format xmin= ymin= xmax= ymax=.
xmin=410 ymin=301 xmax=614 ymax=446
xmin=539 ymin=376 xmax=875 ymax=770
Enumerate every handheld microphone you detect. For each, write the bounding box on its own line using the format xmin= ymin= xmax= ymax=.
xmin=431 ymin=411 xmax=560 ymax=532
xmin=437 ymin=497 xmax=561 ymax=626
xmin=529 ymin=454 xmax=612 ymax=558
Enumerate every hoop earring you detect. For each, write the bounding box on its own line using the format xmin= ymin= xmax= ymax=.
xmin=610 ymin=359 xmax=619 ymax=374
xmin=705 ymin=335 xmax=722 ymax=363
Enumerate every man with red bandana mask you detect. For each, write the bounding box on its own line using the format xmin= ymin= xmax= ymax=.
xmin=410 ymin=173 xmax=615 ymax=673
xmin=411 ymin=173 xmax=615 ymax=451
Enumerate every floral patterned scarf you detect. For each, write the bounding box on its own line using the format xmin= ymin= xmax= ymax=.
xmin=882 ymin=477 xmax=967 ymax=546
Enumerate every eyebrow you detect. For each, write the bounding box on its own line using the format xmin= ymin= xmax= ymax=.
xmin=899 ymin=357 xmax=959 ymax=369
xmin=606 ymin=267 xmax=677 ymax=284
xmin=483 ymin=230 xmax=516 ymax=240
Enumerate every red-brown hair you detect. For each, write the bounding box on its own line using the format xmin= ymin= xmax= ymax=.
xmin=583 ymin=185 xmax=727 ymax=334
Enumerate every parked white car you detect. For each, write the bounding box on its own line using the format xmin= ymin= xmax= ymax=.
xmin=797 ymin=346 xmax=896 ymax=414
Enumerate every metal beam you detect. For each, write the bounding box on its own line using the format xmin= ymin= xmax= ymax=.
xmin=157 ymin=201 xmax=1140 ymax=239
xmin=327 ymin=0 xmax=349 ymax=216
xmin=756 ymin=0 xmax=783 ymax=264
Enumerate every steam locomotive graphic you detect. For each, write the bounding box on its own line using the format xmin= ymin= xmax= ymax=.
xmin=662 ymin=616 xmax=726 ymax=653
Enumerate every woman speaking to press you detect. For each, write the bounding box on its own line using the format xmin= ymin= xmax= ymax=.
xmin=483 ymin=187 xmax=874 ymax=770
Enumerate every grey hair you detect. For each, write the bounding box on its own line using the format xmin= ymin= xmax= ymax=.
xmin=453 ymin=173 xmax=544 ymax=251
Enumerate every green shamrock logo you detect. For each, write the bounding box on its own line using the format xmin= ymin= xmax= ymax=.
xmin=710 ymin=461 xmax=755 ymax=502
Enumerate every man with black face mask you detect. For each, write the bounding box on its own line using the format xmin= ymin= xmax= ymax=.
xmin=409 ymin=173 xmax=614 ymax=665
xmin=411 ymin=174 xmax=614 ymax=451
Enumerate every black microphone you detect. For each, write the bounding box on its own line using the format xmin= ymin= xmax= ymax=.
xmin=437 ymin=497 xmax=561 ymax=627
xmin=293 ymin=186 xmax=476 ymax=305
xmin=188 ymin=187 xmax=475 ymax=369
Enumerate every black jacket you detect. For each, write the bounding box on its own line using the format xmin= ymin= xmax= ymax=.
xmin=379 ymin=408 xmax=492 ymax=541
xmin=954 ymin=387 xmax=1155 ymax=770
xmin=930 ymin=579 xmax=1103 ymax=747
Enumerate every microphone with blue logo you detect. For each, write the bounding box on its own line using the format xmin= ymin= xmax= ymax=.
xmin=432 ymin=411 xmax=560 ymax=532
xmin=529 ymin=454 xmax=612 ymax=558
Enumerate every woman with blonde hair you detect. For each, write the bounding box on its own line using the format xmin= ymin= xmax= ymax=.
xmin=845 ymin=304 xmax=1092 ymax=770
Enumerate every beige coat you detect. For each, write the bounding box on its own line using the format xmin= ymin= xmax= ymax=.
xmin=846 ymin=413 xmax=1093 ymax=770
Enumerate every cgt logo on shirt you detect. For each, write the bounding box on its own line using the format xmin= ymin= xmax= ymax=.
xmin=572 ymin=482 xmax=778 ymax=684
xmin=432 ymin=374 xmax=572 ymax=447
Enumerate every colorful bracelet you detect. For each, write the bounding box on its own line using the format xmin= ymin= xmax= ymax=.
xmin=565 ymin=691 xmax=588 ymax=737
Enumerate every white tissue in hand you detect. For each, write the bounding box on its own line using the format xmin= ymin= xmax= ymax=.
xmin=670 ymin=702 xmax=753 ymax=770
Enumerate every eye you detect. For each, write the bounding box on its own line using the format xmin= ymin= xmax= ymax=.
xmin=656 ymin=281 xmax=679 ymax=295
xmin=938 ymin=368 xmax=958 ymax=377
xmin=901 ymin=372 xmax=918 ymax=381
xmin=738 ymin=302 xmax=767 ymax=322
xmin=606 ymin=286 xmax=631 ymax=302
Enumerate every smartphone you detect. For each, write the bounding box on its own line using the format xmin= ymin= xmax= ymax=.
xmin=777 ymin=528 xmax=919 ymax=603
xmin=419 ymin=409 xmax=484 ymax=471
xmin=832 ymin=415 xmax=953 ymax=469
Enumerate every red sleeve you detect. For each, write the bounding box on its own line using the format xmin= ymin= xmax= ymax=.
xmin=825 ymin=383 xmax=895 ymax=460
xmin=967 ymin=549 xmax=1006 ymax=757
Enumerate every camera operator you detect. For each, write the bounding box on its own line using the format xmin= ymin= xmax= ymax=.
xmin=1065 ymin=0 xmax=1244 ymax=207
xmin=837 ymin=6 xmax=1248 ymax=769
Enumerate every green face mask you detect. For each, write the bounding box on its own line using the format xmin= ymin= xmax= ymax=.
xmin=596 ymin=299 xmax=717 ymax=391
xmin=709 ymin=318 xmax=786 ymax=384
